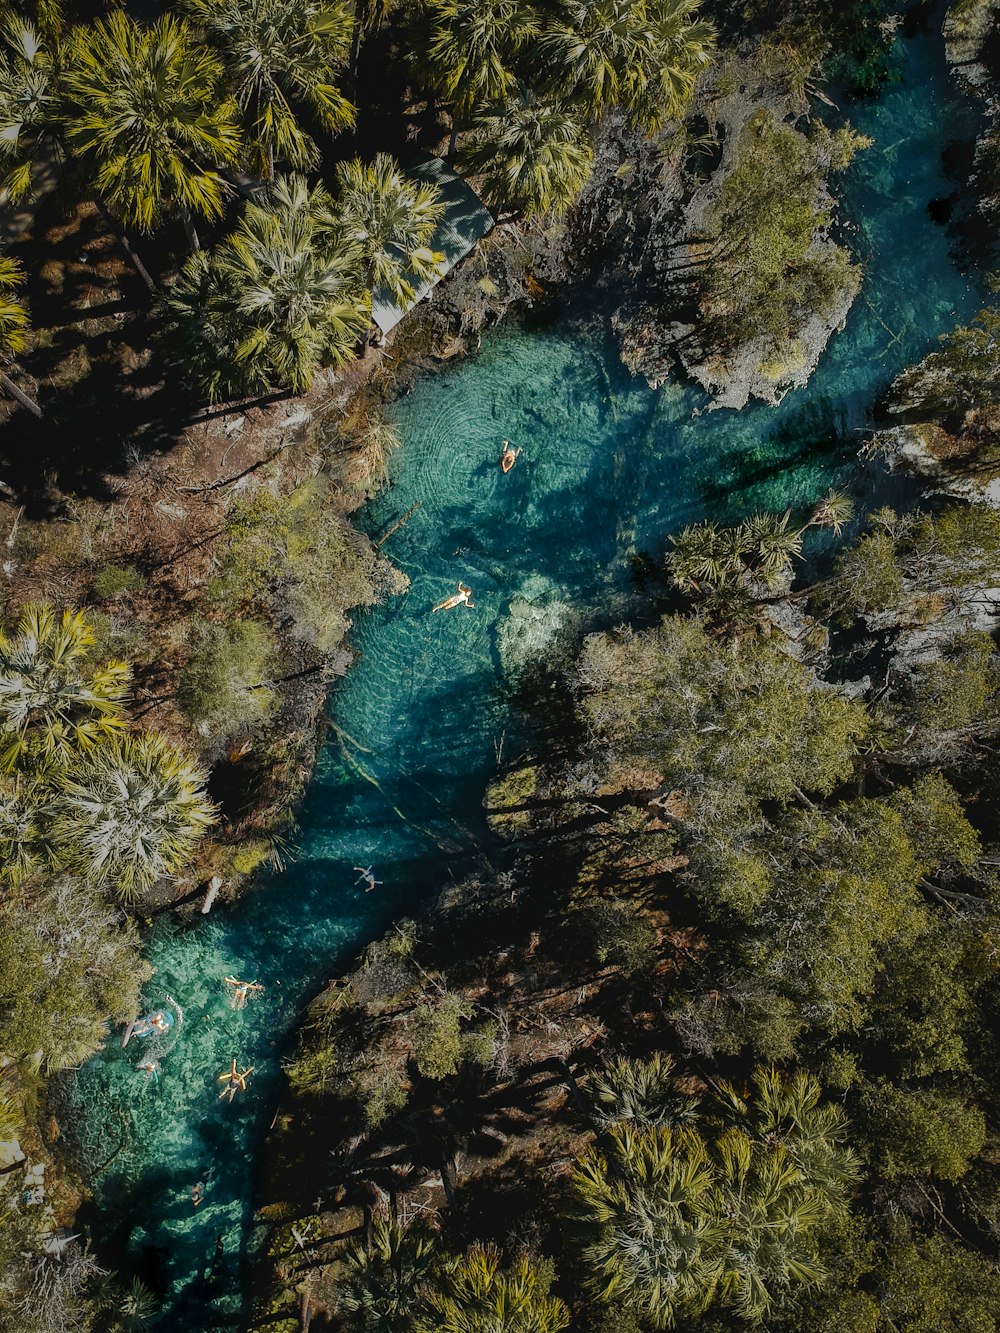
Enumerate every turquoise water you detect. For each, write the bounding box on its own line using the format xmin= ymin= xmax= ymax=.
xmin=67 ymin=21 xmax=983 ymax=1329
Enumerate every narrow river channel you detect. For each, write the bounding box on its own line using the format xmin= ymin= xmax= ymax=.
xmin=67 ymin=15 xmax=984 ymax=1328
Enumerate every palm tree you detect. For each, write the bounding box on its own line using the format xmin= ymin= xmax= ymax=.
xmin=587 ymin=1052 xmax=699 ymax=1129
xmin=183 ymin=0 xmax=354 ymax=178
xmin=569 ymin=1069 xmax=858 ymax=1328
xmin=0 ymin=13 xmax=59 ymax=204
xmin=0 ymin=255 xmax=40 ymax=417
xmin=422 ymin=0 xmax=538 ymax=158
xmin=461 ymin=87 xmax=593 ymax=218
xmin=165 ymin=173 xmax=368 ymax=398
xmin=0 ymin=604 xmax=129 ymax=771
xmin=571 ymin=1121 xmax=725 ymax=1328
xmin=338 ymin=1219 xmax=436 ymax=1332
xmin=61 ymin=12 xmax=242 ymax=257
xmin=0 ymin=775 xmax=45 ymax=885
xmin=542 ymin=0 xmax=714 ymax=133
xmin=51 ymin=733 xmax=216 ymax=900
xmin=669 ymin=520 xmax=743 ymax=591
xmin=808 ymin=489 xmax=854 ymax=537
xmin=336 ymin=153 xmax=445 ymax=304
xmin=418 ymin=1245 xmax=570 ymax=1333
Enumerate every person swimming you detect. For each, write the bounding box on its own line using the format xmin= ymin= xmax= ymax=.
xmin=217 ymin=1058 xmax=254 ymax=1103
xmin=500 ymin=440 xmax=522 ymax=473
xmin=352 ymin=866 xmax=382 ymax=892
xmin=223 ymin=976 xmax=264 ymax=1010
xmin=432 ymin=582 xmax=475 ymax=613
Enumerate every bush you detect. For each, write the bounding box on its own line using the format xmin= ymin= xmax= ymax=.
xmin=90 ymin=564 xmax=146 ymax=600
xmin=178 ymin=620 xmax=277 ymax=734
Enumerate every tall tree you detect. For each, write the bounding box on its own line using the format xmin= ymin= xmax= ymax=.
xmin=0 ymin=603 xmax=129 ymax=771
xmin=336 ymin=153 xmax=445 ymax=303
xmin=338 ymin=1219 xmax=436 ymax=1332
xmin=570 ymin=1067 xmax=857 ymax=1327
xmin=418 ymin=1246 xmax=570 ymax=1333
xmin=462 ymin=86 xmax=592 ymax=218
xmin=165 ymin=174 xmax=368 ymax=398
xmin=422 ymin=0 xmax=538 ymax=157
xmin=0 ymin=13 xmax=59 ymax=204
xmin=51 ymin=733 xmax=216 ymax=900
xmin=61 ymin=12 xmax=241 ymax=254
xmin=542 ymin=0 xmax=714 ymax=132
xmin=0 ymin=254 xmax=40 ymax=417
xmin=184 ymin=0 xmax=354 ymax=178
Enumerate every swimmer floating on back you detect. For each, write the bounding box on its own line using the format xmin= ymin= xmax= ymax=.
xmin=353 ymin=866 xmax=381 ymax=892
xmin=432 ymin=582 xmax=475 ymax=613
xmin=217 ymin=1058 xmax=254 ymax=1103
xmin=223 ymin=976 xmax=265 ymax=1010
xmin=500 ymin=440 xmax=522 ymax=473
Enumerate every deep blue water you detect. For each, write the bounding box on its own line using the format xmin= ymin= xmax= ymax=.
xmin=68 ymin=18 xmax=984 ymax=1329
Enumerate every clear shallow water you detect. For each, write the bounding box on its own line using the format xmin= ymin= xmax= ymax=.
xmin=68 ymin=21 xmax=983 ymax=1329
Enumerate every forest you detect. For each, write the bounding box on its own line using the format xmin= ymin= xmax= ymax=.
xmin=0 ymin=0 xmax=997 ymax=1330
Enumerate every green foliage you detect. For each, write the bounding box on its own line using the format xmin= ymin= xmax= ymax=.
xmin=893 ymin=307 xmax=1000 ymax=417
xmin=335 ymin=153 xmax=445 ymax=302
xmin=0 ymin=875 xmax=150 ymax=1070
xmin=90 ymin=565 xmax=146 ymax=601
xmin=0 ymin=603 xmax=129 ymax=772
xmin=418 ymin=1245 xmax=570 ymax=1333
xmin=587 ymin=1052 xmax=697 ymax=1129
xmin=178 ymin=619 xmax=276 ymax=734
xmin=183 ymin=0 xmax=354 ymax=176
xmin=412 ymin=991 xmax=470 ymax=1080
xmin=699 ymin=109 xmax=862 ymax=354
xmin=0 ymin=254 xmax=30 ymax=365
xmin=875 ymin=1226 xmax=1000 ymax=1333
xmin=51 ymin=732 xmax=216 ymax=900
xmin=542 ymin=0 xmax=715 ymax=132
xmin=859 ymin=1080 xmax=986 ymax=1182
xmin=576 ymin=895 xmax=657 ymax=976
xmin=338 ymin=1219 xmax=436 ymax=1332
xmin=462 ymin=86 xmax=593 ymax=218
xmin=570 ymin=1067 xmax=856 ymax=1327
xmin=62 ymin=11 xmax=242 ymax=231
xmin=165 ymin=173 xmax=368 ymax=397
xmin=423 ymin=0 xmax=537 ymax=121
xmin=0 ymin=14 xmax=57 ymax=203
xmin=574 ymin=614 xmax=868 ymax=815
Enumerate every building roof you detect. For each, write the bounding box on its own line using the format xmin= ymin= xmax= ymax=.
xmin=370 ymin=158 xmax=494 ymax=335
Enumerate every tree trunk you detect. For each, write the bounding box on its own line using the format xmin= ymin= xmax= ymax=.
xmin=348 ymin=15 xmax=363 ymax=91
xmin=0 ymin=367 xmax=41 ymax=418
xmin=93 ymin=197 xmax=156 ymax=292
xmin=448 ymin=117 xmax=460 ymax=162
xmin=180 ymin=207 xmax=200 ymax=252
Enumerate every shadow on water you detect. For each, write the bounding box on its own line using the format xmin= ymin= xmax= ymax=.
xmin=67 ymin=15 xmax=989 ymax=1329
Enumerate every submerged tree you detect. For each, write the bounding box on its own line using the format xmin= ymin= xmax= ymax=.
xmin=184 ymin=0 xmax=354 ymax=177
xmin=462 ymin=86 xmax=593 ymax=218
xmin=335 ymin=153 xmax=446 ymax=303
xmin=61 ymin=11 xmax=242 ymax=249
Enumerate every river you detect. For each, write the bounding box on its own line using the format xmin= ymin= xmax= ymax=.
xmin=66 ymin=15 xmax=983 ymax=1329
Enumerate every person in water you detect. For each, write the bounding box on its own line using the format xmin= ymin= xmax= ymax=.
xmin=191 ymin=1181 xmax=204 ymax=1208
xmin=353 ymin=865 xmax=381 ymax=892
xmin=217 ymin=1058 xmax=254 ymax=1103
xmin=432 ymin=582 xmax=475 ymax=613
xmin=223 ymin=976 xmax=264 ymax=1010
xmin=138 ymin=1060 xmax=159 ymax=1083
xmin=500 ymin=440 xmax=522 ymax=473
